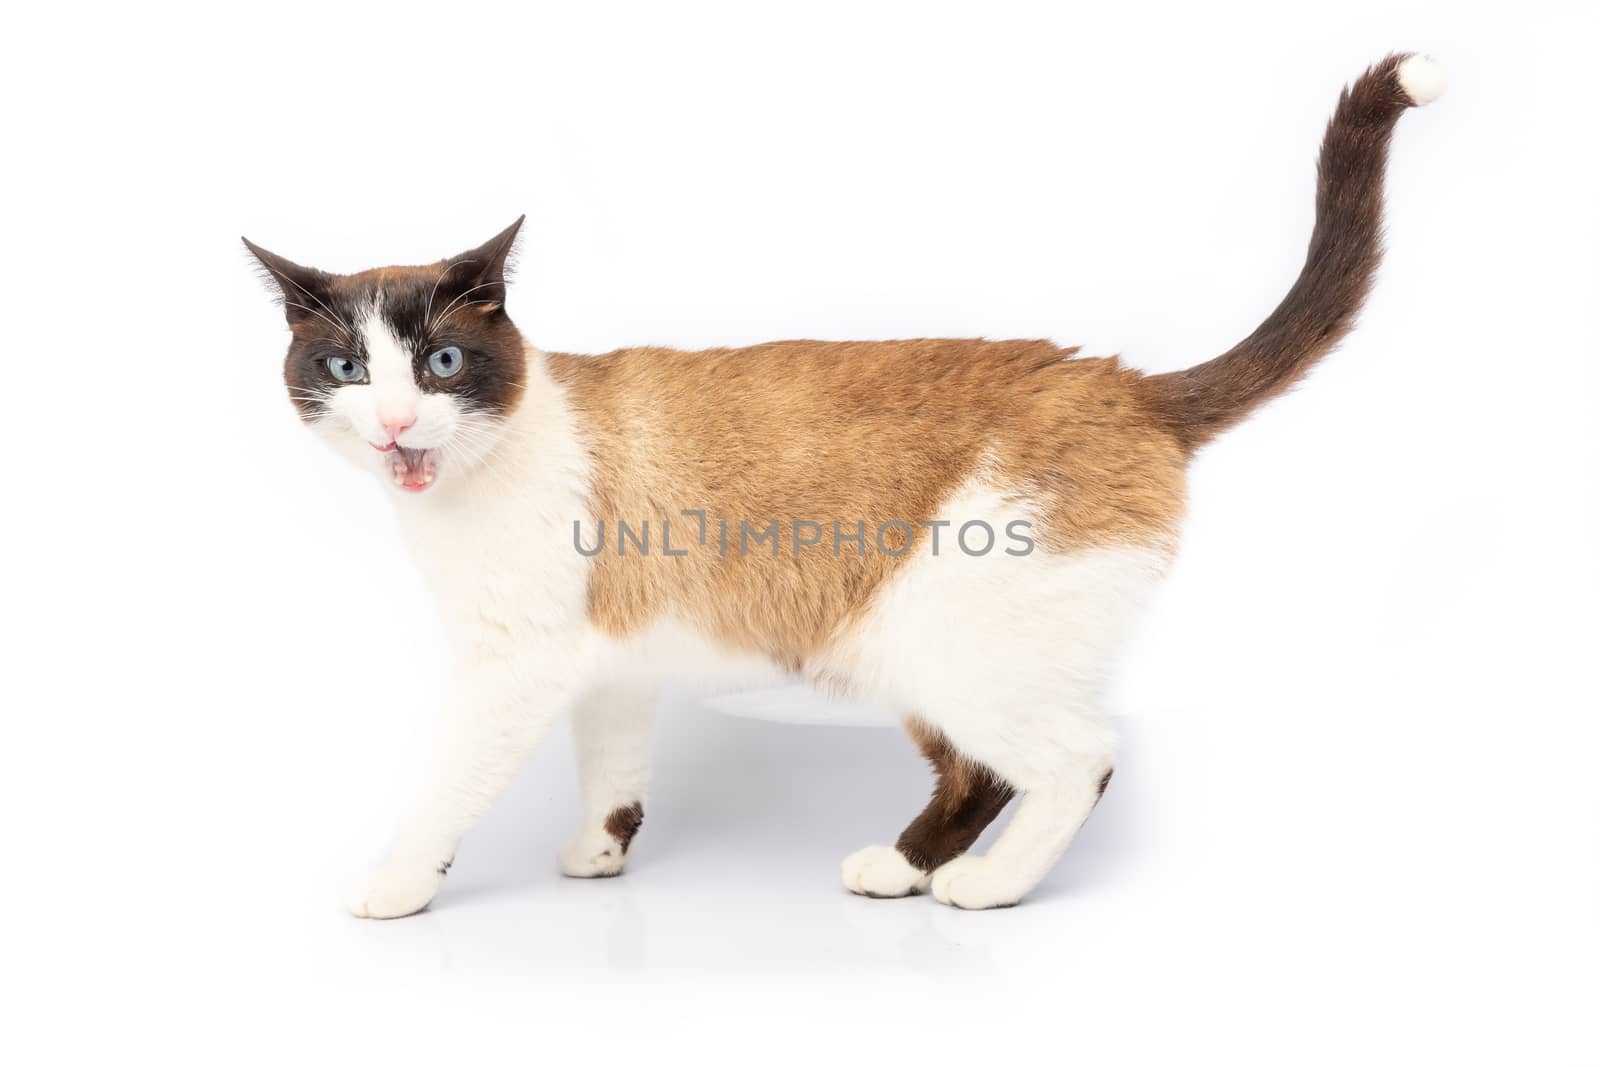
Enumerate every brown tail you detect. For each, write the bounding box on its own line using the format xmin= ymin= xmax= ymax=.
xmin=1141 ymin=52 xmax=1443 ymax=452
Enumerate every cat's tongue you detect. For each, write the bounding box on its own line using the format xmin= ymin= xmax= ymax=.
xmin=388 ymin=447 xmax=437 ymax=492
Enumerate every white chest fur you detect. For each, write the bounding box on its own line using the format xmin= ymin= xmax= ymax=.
xmin=391 ymin=353 xmax=593 ymax=650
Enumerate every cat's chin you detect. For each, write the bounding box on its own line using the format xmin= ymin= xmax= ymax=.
xmin=387 ymin=446 xmax=438 ymax=493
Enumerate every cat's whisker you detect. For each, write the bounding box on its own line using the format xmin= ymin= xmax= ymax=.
xmin=429 ymin=281 xmax=502 ymax=334
xmin=431 ymin=299 xmax=497 ymax=335
xmin=450 ymin=418 xmax=502 ymax=439
xmin=423 ymin=258 xmax=475 ymax=338
xmin=283 ymin=301 xmax=355 ymax=341
xmin=448 ymin=440 xmax=518 ymax=489
xmin=432 ymin=279 xmax=501 ymax=321
xmin=444 ymin=428 xmax=518 ymax=495
xmin=260 ymin=264 xmax=355 ymax=340
xmin=442 ymin=437 xmax=518 ymax=497
xmin=281 ymin=272 xmax=351 ymax=334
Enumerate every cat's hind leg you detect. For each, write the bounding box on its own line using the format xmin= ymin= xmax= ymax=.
xmin=926 ymin=731 xmax=1114 ymax=910
xmin=840 ymin=718 xmax=1013 ymax=898
xmin=832 ymin=539 xmax=1166 ymax=909
xmin=559 ymin=685 xmax=656 ymax=878
xmin=914 ymin=639 xmax=1123 ymax=910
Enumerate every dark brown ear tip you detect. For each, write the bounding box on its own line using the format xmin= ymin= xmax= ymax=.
xmin=241 ymin=236 xmax=276 ymax=262
xmin=477 ymin=217 xmax=526 ymax=275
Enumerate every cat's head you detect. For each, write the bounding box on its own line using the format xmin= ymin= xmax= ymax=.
xmin=245 ymin=219 xmax=527 ymax=494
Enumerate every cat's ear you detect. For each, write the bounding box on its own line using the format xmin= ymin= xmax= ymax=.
xmin=439 ymin=216 xmax=525 ymax=311
xmin=241 ymin=238 xmax=335 ymax=327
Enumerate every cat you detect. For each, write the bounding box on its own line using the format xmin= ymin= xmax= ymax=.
xmin=246 ymin=53 xmax=1443 ymax=917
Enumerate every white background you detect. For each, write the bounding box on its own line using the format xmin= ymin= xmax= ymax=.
xmin=4 ymin=1 xmax=1596 ymax=1063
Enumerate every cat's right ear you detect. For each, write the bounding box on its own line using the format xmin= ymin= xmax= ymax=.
xmin=241 ymin=237 xmax=335 ymax=327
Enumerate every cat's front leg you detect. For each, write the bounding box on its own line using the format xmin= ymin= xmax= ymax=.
xmin=347 ymin=650 xmax=578 ymax=919
xmin=559 ymin=685 xmax=657 ymax=878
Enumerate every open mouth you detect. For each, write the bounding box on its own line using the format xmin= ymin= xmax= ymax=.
xmin=386 ymin=446 xmax=437 ymax=492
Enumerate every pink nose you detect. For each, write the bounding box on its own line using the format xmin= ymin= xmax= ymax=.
xmin=381 ymin=414 xmax=416 ymax=441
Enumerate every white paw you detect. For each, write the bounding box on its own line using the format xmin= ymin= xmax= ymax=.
xmin=929 ymin=853 xmax=1023 ymax=910
xmin=344 ymin=861 xmax=446 ymax=919
xmin=559 ymin=831 xmax=628 ymax=879
xmin=840 ymin=845 xmax=928 ymax=898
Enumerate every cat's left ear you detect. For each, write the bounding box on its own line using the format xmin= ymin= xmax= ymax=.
xmin=241 ymin=238 xmax=336 ymax=327
xmin=440 ymin=216 xmax=525 ymax=311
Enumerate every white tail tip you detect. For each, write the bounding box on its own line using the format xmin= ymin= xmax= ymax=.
xmin=1397 ymin=54 xmax=1446 ymax=106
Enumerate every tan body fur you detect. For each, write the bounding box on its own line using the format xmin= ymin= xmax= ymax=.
xmin=552 ymin=339 xmax=1188 ymax=667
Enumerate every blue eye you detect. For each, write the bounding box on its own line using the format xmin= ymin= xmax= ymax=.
xmin=327 ymin=356 xmax=366 ymax=383
xmin=428 ymin=346 xmax=464 ymax=379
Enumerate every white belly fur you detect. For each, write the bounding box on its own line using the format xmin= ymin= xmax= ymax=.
xmin=585 ymin=478 xmax=1171 ymax=731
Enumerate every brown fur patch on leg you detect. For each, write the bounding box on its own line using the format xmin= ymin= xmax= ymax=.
xmin=895 ymin=720 xmax=1015 ymax=873
xmin=603 ymin=802 xmax=644 ymax=854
